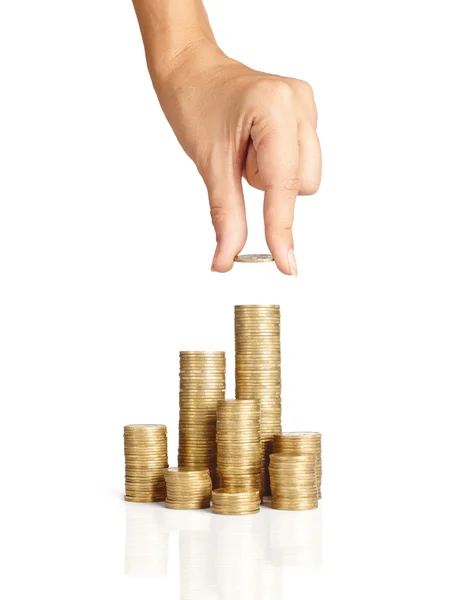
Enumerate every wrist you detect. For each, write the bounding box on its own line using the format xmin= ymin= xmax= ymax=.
xmin=149 ymin=36 xmax=221 ymax=89
xmin=132 ymin=0 xmax=221 ymax=87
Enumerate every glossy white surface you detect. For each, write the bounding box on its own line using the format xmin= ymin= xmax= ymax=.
xmin=124 ymin=501 xmax=321 ymax=594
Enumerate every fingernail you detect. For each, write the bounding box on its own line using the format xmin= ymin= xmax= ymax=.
xmin=288 ymin=248 xmax=298 ymax=277
xmin=211 ymin=246 xmax=219 ymax=272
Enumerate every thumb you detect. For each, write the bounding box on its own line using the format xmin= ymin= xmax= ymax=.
xmin=203 ymin=161 xmax=247 ymax=273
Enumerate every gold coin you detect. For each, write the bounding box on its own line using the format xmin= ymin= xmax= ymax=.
xmin=124 ymin=424 xmax=166 ymax=431
xmin=235 ymin=303 xmax=279 ymax=308
xmin=124 ymin=496 xmax=161 ymax=503
xmin=164 ymin=467 xmax=210 ymax=475
xmin=212 ymin=488 xmax=260 ymax=499
xmin=235 ymin=339 xmax=281 ymax=344
xmin=165 ymin=502 xmax=211 ymax=508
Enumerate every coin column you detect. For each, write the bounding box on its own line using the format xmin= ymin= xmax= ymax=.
xmin=164 ymin=467 xmax=212 ymax=510
xmin=178 ymin=351 xmax=226 ymax=487
xmin=124 ymin=424 xmax=168 ymax=502
xmin=273 ymin=432 xmax=322 ymax=498
xmin=212 ymin=488 xmax=261 ymax=516
xmin=234 ymin=305 xmax=282 ymax=496
xmin=269 ymin=453 xmax=318 ymax=510
xmin=216 ymin=398 xmax=262 ymax=493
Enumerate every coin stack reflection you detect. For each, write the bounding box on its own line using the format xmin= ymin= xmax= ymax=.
xmin=178 ymin=351 xmax=225 ymax=487
xmin=259 ymin=561 xmax=283 ymax=600
xmin=124 ymin=424 xmax=168 ymax=502
xmin=215 ymin=516 xmax=263 ymax=600
xmin=269 ymin=453 xmax=318 ymax=510
xmin=273 ymin=432 xmax=322 ymax=499
xmin=124 ymin=502 xmax=169 ymax=577
xmin=180 ymin=530 xmax=217 ymax=600
xmin=164 ymin=467 xmax=212 ymax=510
xmin=235 ymin=305 xmax=282 ymax=495
xmin=269 ymin=509 xmax=322 ymax=568
xmin=217 ymin=398 xmax=262 ymax=493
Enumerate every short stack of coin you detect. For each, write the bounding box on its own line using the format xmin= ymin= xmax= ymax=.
xmin=124 ymin=424 xmax=168 ymax=502
xmin=178 ymin=351 xmax=225 ymax=486
xmin=164 ymin=467 xmax=212 ymax=510
xmin=269 ymin=453 xmax=318 ymax=510
xmin=217 ymin=398 xmax=262 ymax=493
xmin=235 ymin=305 xmax=282 ymax=495
xmin=273 ymin=432 xmax=322 ymax=498
xmin=212 ymin=488 xmax=261 ymax=515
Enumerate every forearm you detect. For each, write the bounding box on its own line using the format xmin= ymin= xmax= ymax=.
xmin=131 ymin=0 xmax=219 ymax=84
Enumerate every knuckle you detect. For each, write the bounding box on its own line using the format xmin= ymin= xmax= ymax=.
xmin=301 ymin=80 xmax=314 ymax=100
xmin=251 ymin=78 xmax=294 ymax=107
xmin=279 ymin=177 xmax=301 ymax=192
xmin=289 ymin=78 xmax=314 ymax=100
xmin=299 ymin=179 xmax=321 ymax=196
xmin=291 ymin=79 xmax=317 ymax=122
xmin=210 ymin=205 xmax=228 ymax=229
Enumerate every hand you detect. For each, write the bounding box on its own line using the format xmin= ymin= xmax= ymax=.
xmin=154 ymin=41 xmax=321 ymax=275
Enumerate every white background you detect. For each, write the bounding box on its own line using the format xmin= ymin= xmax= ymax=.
xmin=1 ymin=0 xmax=461 ymax=597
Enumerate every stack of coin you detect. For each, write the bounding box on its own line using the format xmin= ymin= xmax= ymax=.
xmin=269 ymin=453 xmax=318 ymax=510
xmin=212 ymin=488 xmax=261 ymax=515
xmin=164 ymin=467 xmax=212 ymax=510
xmin=178 ymin=351 xmax=225 ymax=486
xmin=235 ymin=305 xmax=282 ymax=495
xmin=273 ymin=432 xmax=322 ymax=498
xmin=124 ymin=424 xmax=168 ymax=502
xmin=217 ymin=398 xmax=262 ymax=493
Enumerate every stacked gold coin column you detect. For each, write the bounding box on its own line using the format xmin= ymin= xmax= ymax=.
xmin=269 ymin=453 xmax=318 ymax=510
xmin=178 ymin=351 xmax=225 ymax=487
xmin=164 ymin=467 xmax=212 ymax=510
xmin=124 ymin=424 xmax=168 ymax=502
xmin=216 ymin=398 xmax=262 ymax=492
xmin=212 ymin=488 xmax=261 ymax=515
xmin=235 ymin=305 xmax=282 ymax=496
xmin=274 ymin=432 xmax=322 ymax=498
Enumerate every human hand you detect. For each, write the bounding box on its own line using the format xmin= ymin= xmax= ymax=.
xmin=153 ymin=41 xmax=321 ymax=275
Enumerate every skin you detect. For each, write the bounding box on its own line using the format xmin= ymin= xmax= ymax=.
xmin=132 ymin=0 xmax=321 ymax=275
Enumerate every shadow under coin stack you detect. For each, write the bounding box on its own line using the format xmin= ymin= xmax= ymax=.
xmin=273 ymin=432 xmax=322 ymax=499
xmin=212 ymin=488 xmax=261 ymax=515
xmin=235 ymin=305 xmax=282 ymax=496
xmin=164 ymin=467 xmax=212 ymax=510
xmin=217 ymin=398 xmax=262 ymax=494
xmin=124 ymin=424 xmax=168 ymax=502
xmin=178 ymin=351 xmax=225 ymax=487
xmin=269 ymin=453 xmax=318 ymax=510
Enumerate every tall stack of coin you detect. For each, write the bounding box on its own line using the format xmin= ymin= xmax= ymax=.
xmin=235 ymin=305 xmax=282 ymax=495
xmin=212 ymin=488 xmax=261 ymax=515
xmin=164 ymin=467 xmax=212 ymax=510
xmin=178 ymin=351 xmax=225 ymax=486
xmin=124 ymin=424 xmax=168 ymax=502
xmin=216 ymin=398 xmax=262 ymax=492
xmin=273 ymin=432 xmax=322 ymax=498
xmin=269 ymin=453 xmax=318 ymax=510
